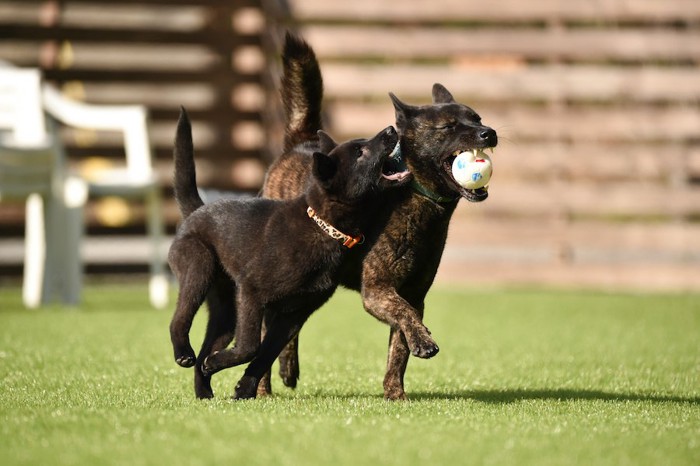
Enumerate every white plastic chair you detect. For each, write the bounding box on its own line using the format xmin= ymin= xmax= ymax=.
xmin=0 ymin=68 xmax=86 ymax=307
xmin=0 ymin=64 xmax=169 ymax=309
xmin=42 ymin=85 xmax=169 ymax=309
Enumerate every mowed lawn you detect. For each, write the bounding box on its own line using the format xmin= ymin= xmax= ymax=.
xmin=0 ymin=284 xmax=698 ymax=466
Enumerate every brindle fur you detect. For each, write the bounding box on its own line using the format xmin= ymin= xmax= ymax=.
xmin=261 ymin=41 xmax=498 ymax=400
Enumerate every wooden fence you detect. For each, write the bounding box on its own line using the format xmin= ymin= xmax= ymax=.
xmin=269 ymin=0 xmax=700 ymax=290
xmin=0 ymin=0 xmax=281 ymax=223
xmin=1 ymin=0 xmax=699 ymax=290
xmin=0 ymin=0 xmax=282 ymax=273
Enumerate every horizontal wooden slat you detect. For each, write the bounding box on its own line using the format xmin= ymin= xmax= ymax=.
xmin=321 ymin=64 xmax=700 ymax=103
xmin=472 ymin=143 xmax=700 ymax=183
xmin=287 ymin=0 xmax=700 ymax=23
xmin=435 ymin=261 xmax=700 ymax=291
xmin=0 ymin=25 xmax=258 ymax=46
xmin=67 ymin=146 xmax=263 ymax=165
xmin=3 ymin=0 xmax=254 ymax=8
xmin=448 ymin=215 xmax=700 ymax=252
xmin=472 ymin=182 xmax=700 ymax=217
xmin=304 ymin=25 xmax=700 ymax=61
xmin=42 ymin=69 xmax=259 ymax=84
xmin=65 ymin=82 xmax=218 ymax=109
xmin=58 ymin=116 xmax=265 ymax=150
xmin=325 ymin=102 xmax=700 ymax=143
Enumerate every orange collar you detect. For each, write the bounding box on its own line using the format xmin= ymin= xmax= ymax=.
xmin=307 ymin=206 xmax=364 ymax=249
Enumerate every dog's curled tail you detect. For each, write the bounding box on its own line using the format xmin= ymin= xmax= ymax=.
xmin=173 ymin=107 xmax=204 ymax=218
xmin=282 ymin=32 xmax=323 ymax=152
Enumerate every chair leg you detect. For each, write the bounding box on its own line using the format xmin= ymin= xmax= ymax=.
xmin=61 ymin=176 xmax=87 ymax=305
xmin=146 ymin=188 xmax=168 ymax=309
xmin=22 ymin=194 xmax=46 ymax=308
xmin=42 ymin=191 xmax=70 ymax=306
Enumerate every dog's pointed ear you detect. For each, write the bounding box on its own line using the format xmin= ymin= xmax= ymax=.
xmin=312 ymin=151 xmax=337 ymax=186
xmin=317 ymin=130 xmax=337 ymax=154
xmin=389 ymin=92 xmax=416 ymax=129
xmin=432 ymin=83 xmax=455 ymax=104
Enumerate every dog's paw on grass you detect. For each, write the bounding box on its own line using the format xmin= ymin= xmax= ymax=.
xmin=234 ymin=376 xmax=259 ymax=400
xmin=175 ymin=355 xmax=196 ymax=367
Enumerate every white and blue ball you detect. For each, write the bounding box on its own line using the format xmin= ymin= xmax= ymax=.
xmin=451 ymin=150 xmax=493 ymax=189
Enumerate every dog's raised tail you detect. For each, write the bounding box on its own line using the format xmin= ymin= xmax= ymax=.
xmin=173 ymin=107 xmax=204 ymax=218
xmin=282 ymin=32 xmax=323 ymax=152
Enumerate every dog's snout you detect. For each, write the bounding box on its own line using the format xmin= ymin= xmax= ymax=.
xmin=479 ymin=128 xmax=497 ymax=146
xmin=384 ymin=126 xmax=396 ymax=137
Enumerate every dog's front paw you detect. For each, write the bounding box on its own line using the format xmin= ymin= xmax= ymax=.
xmin=408 ymin=332 xmax=440 ymax=359
xmin=174 ymin=345 xmax=196 ymax=368
xmin=412 ymin=341 xmax=439 ymax=359
xmin=176 ymin=354 xmax=196 ymax=368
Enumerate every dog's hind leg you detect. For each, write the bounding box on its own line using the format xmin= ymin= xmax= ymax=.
xmin=193 ymin=270 xmax=236 ymax=399
xmin=237 ymin=311 xmax=311 ymax=399
xmin=257 ymin=332 xmax=299 ymax=397
xmin=168 ymin=237 xmax=216 ymax=368
xmin=278 ymin=336 xmax=300 ymax=388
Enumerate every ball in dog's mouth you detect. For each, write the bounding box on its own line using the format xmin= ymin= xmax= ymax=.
xmin=443 ymin=147 xmax=494 ymax=203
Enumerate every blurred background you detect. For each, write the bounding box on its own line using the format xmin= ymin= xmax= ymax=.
xmin=0 ymin=0 xmax=699 ymax=304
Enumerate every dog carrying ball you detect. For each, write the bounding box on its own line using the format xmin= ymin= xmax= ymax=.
xmin=452 ymin=150 xmax=493 ymax=189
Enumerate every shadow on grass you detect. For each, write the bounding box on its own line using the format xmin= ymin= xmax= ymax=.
xmin=408 ymin=389 xmax=700 ymax=405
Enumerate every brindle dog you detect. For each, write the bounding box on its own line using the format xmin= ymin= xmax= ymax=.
xmin=260 ymin=38 xmax=498 ymax=400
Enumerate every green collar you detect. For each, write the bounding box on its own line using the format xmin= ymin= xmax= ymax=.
xmin=410 ymin=179 xmax=459 ymax=204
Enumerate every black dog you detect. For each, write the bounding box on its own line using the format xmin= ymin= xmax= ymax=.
xmin=168 ymin=103 xmax=406 ymax=398
xmin=260 ymin=42 xmax=498 ymax=400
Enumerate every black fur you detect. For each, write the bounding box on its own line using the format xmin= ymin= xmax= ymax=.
xmin=168 ymin=104 xmax=401 ymax=398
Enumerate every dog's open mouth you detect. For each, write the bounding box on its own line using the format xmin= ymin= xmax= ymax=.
xmin=381 ymin=141 xmax=412 ymax=185
xmin=443 ymin=148 xmax=494 ymax=203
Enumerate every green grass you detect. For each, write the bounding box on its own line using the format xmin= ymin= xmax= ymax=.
xmin=0 ymin=284 xmax=698 ymax=466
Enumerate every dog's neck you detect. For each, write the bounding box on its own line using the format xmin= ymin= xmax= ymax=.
xmin=304 ymin=184 xmax=367 ymax=241
xmin=396 ymin=135 xmax=460 ymax=205
xmin=306 ymin=206 xmax=364 ymax=248
xmin=411 ymin=178 xmax=459 ymax=205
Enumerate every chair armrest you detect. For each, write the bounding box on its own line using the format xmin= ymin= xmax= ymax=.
xmin=41 ymin=84 xmax=154 ymax=180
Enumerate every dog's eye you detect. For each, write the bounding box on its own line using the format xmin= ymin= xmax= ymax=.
xmin=357 ymin=147 xmax=366 ymax=158
xmin=437 ymin=122 xmax=456 ymax=130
